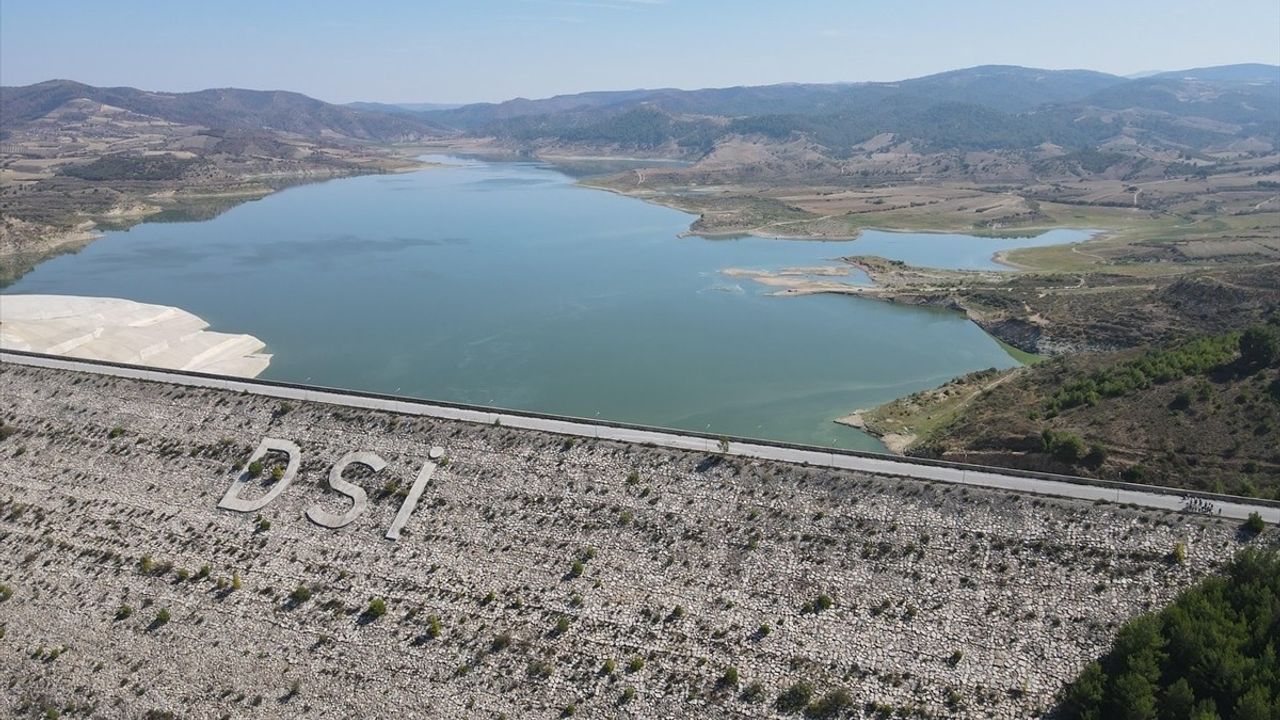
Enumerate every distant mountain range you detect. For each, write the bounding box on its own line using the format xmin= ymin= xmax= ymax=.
xmin=0 ymin=80 xmax=446 ymax=141
xmin=397 ymin=64 xmax=1279 ymax=157
xmin=346 ymin=101 xmax=466 ymax=115
xmin=3 ymin=63 xmax=1277 ymax=158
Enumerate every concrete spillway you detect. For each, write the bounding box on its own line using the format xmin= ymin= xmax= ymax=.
xmin=0 ymin=294 xmax=270 ymax=377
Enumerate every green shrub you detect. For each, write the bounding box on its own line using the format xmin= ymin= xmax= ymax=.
xmin=620 ymin=686 xmax=636 ymax=704
xmin=1240 ymin=325 xmax=1279 ymax=367
xmin=568 ymin=560 xmax=584 ymax=578
xmin=0 ymin=584 xmax=12 ymax=602
xmin=365 ymin=597 xmax=387 ymax=619
xmin=289 ymin=585 xmax=312 ymax=604
xmin=426 ymin=614 xmax=442 ymax=639
xmin=554 ymin=615 xmax=571 ymax=635
xmin=775 ymin=682 xmax=814 ymax=713
xmin=718 ymin=666 xmax=739 ymax=687
xmin=1244 ymin=512 xmax=1265 ymax=535
xmin=741 ymin=681 xmax=766 ymax=703
xmin=1042 ymin=430 xmax=1086 ymax=464
xmin=601 ymin=659 xmax=616 ymax=675
xmin=805 ymin=689 xmax=854 ymax=719
xmin=626 ymin=656 xmax=645 ymax=673
xmin=115 ymin=605 xmax=133 ymax=620
xmin=154 ymin=608 xmax=171 ymax=625
xmin=247 ymin=460 xmax=264 ymax=477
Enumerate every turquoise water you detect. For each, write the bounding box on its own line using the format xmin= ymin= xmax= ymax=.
xmin=836 ymin=227 xmax=1089 ymax=271
xmin=2 ymin=156 xmax=1087 ymax=450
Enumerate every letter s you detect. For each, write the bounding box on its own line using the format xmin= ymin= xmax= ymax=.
xmin=306 ymin=451 xmax=384 ymax=529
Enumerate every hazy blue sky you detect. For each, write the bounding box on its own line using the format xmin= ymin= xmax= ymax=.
xmin=2 ymin=0 xmax=1277 ymax=104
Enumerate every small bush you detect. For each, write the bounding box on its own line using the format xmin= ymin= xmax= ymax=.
xmin=1171 ymin=542 xmax=1187 ymax=565
xmin=0 ymin=584 xmax=12 ymax=602
xmin=247 ymin=460 xmax=264 ymax=477
xmin=805 ymin=689 xmax=854 ymax=719
xmin=365 ymin=597 xmax=387 ymax=620
xmin=1244 ymin=512 xmax=1266 ymax=535
xmin=289 ymin=585 xmax=312 ymax=604
xmin=601 ymin=659 xmax=616 ymax=675
xmin=741 ymin=681 xmax=766 ymax=703
xmin=775 ymin=682 xmax=814 ymax=713
xmin=491 ymin=633 xmax=512 ymax=652
xmin=154 ymin=608 xmax=171 ymax=625
xmin=115 ymin=605 xmax=133 ymax=620
xmin=108 ymin=426 xmax=125 ymax=439
xmin=948 ymin=649 xmax=964 ymax=666
xmin=271 ymin=466 xmax=284 ymax=481
xmin=718 ymin=666 xmax=740 ymax=688
xmin=568 ymin=560 xmax=584 ymax=579
xmin=426 ymin=614 xmax=442 ymax=639
xmin=626 ymin=656 xmax=645 ymax=673
xmin=619 ymin=686 xmax=636 ymax=704
xmin=554 ymin=616 xmax=571 ymax=635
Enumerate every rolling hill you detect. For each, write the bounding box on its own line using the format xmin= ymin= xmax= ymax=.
xmin=0 ymin=79 xmax=447 ymax=141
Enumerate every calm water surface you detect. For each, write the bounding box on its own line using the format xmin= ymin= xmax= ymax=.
xmin=4 ymin=156 xmax=1091 ymax=450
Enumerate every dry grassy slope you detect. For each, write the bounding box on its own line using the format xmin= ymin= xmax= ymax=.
xmin=959 ymin=264 xmax=1280 ymax=355
xmin=916 ymin=352 xmax=1280 ymax=499
xmin=0 ymin=364 xmax=1265 ymax=720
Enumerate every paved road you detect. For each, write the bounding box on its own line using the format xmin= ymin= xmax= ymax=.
xmin=4 ymin=350 xmax=1277 ymax=525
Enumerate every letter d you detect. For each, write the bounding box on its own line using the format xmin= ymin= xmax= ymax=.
xmin=218 ymin=438 xmax=301 ymax=512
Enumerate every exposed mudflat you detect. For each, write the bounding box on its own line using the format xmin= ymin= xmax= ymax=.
xmin=0 ymin=295 xmax=269 ymax=377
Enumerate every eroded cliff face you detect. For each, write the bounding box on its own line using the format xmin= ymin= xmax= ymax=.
xmin=0 ymin=364 xmax=1250 ymax=719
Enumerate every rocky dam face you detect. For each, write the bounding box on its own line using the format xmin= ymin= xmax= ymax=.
xmin=0 ymin=362 xmax=1254 ymax=719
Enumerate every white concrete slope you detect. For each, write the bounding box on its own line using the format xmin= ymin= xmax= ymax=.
xmin=2 ymin=349 xmax=1277 ymax=525
xmin=0 ymin=295 xmax=270 ymax=377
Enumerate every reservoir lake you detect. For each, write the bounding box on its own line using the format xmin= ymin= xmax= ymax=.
xmin=4 ymin=156 xmax=1092 ymax=450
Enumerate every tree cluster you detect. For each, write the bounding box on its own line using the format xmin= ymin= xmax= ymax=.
xmin=1060 ymin=548 xmax=1280 ymax=720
